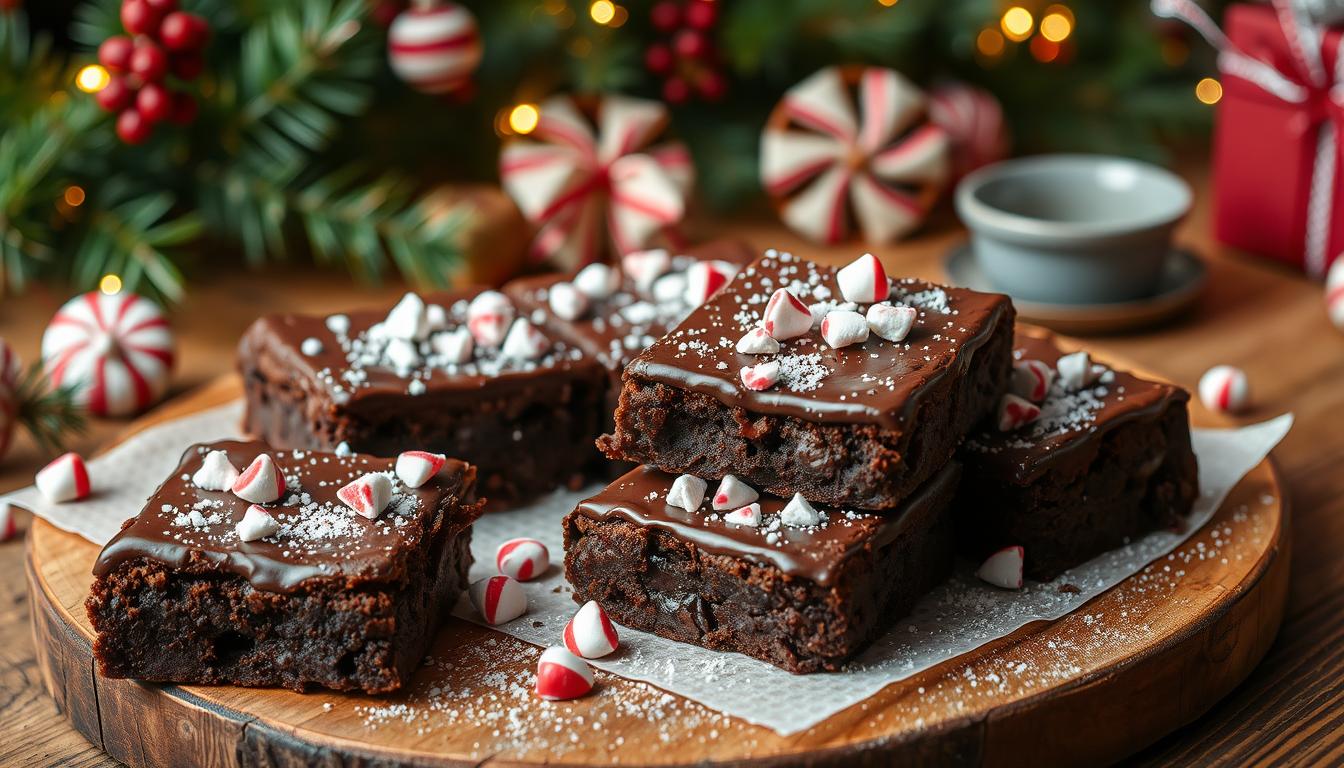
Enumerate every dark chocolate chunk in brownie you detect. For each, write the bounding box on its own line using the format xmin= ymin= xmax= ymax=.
xmin=957 ymin=331 xmax=1199 ymax=580
xmin=598 ymin=250 xmax=1014 ymax=509
xmin=563 ymin=462 xmax=960 ymax=673
xmin=87 ymin=440 xmax=483 ymax=694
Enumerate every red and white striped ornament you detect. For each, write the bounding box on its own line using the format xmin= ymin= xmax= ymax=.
xmin=496 ymin=537 xmax=550 ymax=581
xmin=761 ymin=66 xmax=950 ymax=244
xmin=563 ymin=600 xmax=620 ymax=659
xmin=927 ymin=81 xmax=1011 ymax=180
xmin=387 ymin=1 xmax=482 ymax=96
xmin=41 ymin=290 xmax=174 ymax=417
xmin=500 ymin=94 xmax=694 ymax=270
xmin=535 ymin=646 xmax=595 ymax=701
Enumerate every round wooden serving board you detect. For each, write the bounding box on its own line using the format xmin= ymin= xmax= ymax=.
xmin=26 ymin=375 xmax=1290 ymax=768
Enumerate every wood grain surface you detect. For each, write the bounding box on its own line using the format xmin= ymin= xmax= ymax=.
xmin=2 ymin=165 xmax=1343 ymax=765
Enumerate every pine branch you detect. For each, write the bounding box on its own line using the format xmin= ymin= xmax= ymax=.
xmin=12 ymin=361 xmax=86 ymax=455
xmin=76 ymin=183 xmax=199 ymax=302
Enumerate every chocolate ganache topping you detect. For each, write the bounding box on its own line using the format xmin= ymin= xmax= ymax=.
xmin=93 ymin=440 xmax=475 ymax=592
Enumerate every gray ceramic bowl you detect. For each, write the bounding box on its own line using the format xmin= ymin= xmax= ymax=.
xmin=954 ymin=154 xmax=1192 ymax=304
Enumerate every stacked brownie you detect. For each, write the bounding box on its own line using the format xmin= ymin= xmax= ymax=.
xmin=566 ymin=250 xmax=1018 ymax=671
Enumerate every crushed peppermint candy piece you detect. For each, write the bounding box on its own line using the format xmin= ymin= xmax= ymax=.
xmin=866 ymin=303 xmax=916 ymax=342
xmin=723 ymin=502 xmax=762 ymax=527
xmin=683 ymin=261 xmax=734 ymax=307
xmin=976 ymin=545 xmax=1025 ymax=590
xmin=35 ymin=452 xmax=91 ymax=503
xmin=535 ymin=646 xmax=594 ymax=700
xmin=426 ymin=303 xmax=449 ymax=332
xmin=711 ymin=474 xmax=758 ymax=510
xmin=395 ymin=450 xmax=446 ymax=488
xmin=192 ymin=450 xmax=239 ymax=491
xmin=334 ymin=441 xmax=353 ymax=457
xmin=740 ymin=360 xmax=781 ymax=391
xmin=666 ymin=474 xmax=707 ymax=512
xmin=470 ymin=575 xmax=527 ymax=625
xmin=496 ymin=537 xmax=550 ymax=581
xmin=997 ymin=394 xmax=1042 ymax=431
xmin=1011 ymin=359 xmax=1055 ymax=403
xmin=1198 ymin=365 xmax=1250 ymax=414
xmin=836 ymin=253 xmax=890 ymax=303
xmin=385 ymin=337 xmax=421 ymax=372
xmin=231 ymin=453 xmax=285 ymax=504
xmin=735 ymin=327 xmax=780 ymax=355
xmin=780 ymin=493 xmax=820 ymax=527
xmin=547 ymin=282 xmax=590 ymax=321
xmin=431 ymin=327 xmax=473 ymax=364
xmin=762 ymin=288 xmax=811 ymax=340
xmin=236 ymin=504 xmax=280 ymax=542
xmin=325 ymin=313 xmax=350 ymax=336
xmin=820 ymin=309 xmax=869 ymax=348
xmin=1056 ymin=351 xmax=1099 ymax=391
xmin=500 ymin=319 xmax=549 ymax=361
xmin=573 ymin=263 xmax=620 ymax=300
xmin=383 ymin=292 xmax=431 ymax=341
xmin=466 ymin=290 xmax=515 ymax=348
xmin=563 ymin=600 xmax=620 ymax=659
xmin=651 ymin=272 xmax=687 ymax=304
xmin=622 ymin=248 xmax=671 ymax=293
xmin=300 ymin=337 xmax=324 ymax=356
xmin=337 ymin=472 xmax=393 ymax=519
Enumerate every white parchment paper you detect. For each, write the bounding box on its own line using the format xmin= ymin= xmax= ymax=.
xmin=1 ymin=403 xmax=1292 ymax=735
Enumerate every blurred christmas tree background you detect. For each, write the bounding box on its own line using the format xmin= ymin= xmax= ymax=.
xmin=0 ymin=0 xmax=1227 ymax=303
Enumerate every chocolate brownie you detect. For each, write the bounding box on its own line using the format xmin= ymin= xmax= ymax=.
xmin=238 ymin=290 xmax=607 ymax=501
xmin=87 ymin=440 xmax=483 ymax=693
xmin=957 ymin=331 xmax=1199 ymax=580
xmin=598 ymin=250 xmax=1014 ymax=509
xmin=564 ymin=462 xmax=960 ymax=673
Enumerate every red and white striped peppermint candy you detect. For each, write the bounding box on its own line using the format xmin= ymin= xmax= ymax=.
xmin=395 ymin=450 xmax=446 ymax=488
xmin=683 ymin=260 xmax=737 ymax=307
xmin=42 ymin=290 xmax=174 ymax=417
xmin=500 ymin=94 xmax=694 ymax=270
xmin=470 ymin=575 xmax=528 ymax=625
xmin=387 ymin=1 xmax=482 ymax=95
xmin=997 ymin=394 xmax=1042 ymax=432
xmin=535 ymin=646 xmax=595 ymax=701
xmin=1011 ymin=359 xmax=1055 ymax=403
xmin=35 ymin=452 xmax=90 ymax=503
xmin=496 ymin=537 xmax=550 ymax=581
xmin=563 ymin=600 xmax=620 ymax=659
xmin=1198 ymin=365 xmax=1250 ymax=414
xmin=976 ymin=545 xmax=1025 ymax=590
xmin=231 ymin=453 xmax=286 ymax=504
xmin=0 ymin=501 xmax=16 ymax=542
xmin=761 ymin=66 xmax=950 ymax=245
xmin=927 ymin=81 xmax=1011 ymax=180
xmin=337 ymin=472 xmax=393 ymax=520
xmin=1327 ymin=258 xmax=1344 ymax=332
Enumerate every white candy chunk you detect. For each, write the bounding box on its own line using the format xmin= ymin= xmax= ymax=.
xmin=780 ymin=493 xmax=821 ymax=527
xmin=1011 ymin=359 xmax=1056 ymax=403
xmin=683 ymin=261 xmax=734 ymax=307
xmin=651 ymin=272 xmax=687 ymax=304
xmin=426 ymin=303 xmax=449 ymax=332
xmin=334 ymin=441 xmax=353 ymax=457
xmin=231 ymin=453 xmax=285 ymax=504
xmin=762 ymin=288 xmax=812 ymax=340
xmin=573 ymin=263 xmax=620 ymax=299
xmin=722 ymin=503 xmax=762 ymax=527
xmin=337 ymin=472 xmax=393 ymax=519
xmin=236 ymin=504 xmax=280 ymax=542
xmin=735 ymin=327 xmax=780 ymax=355
xmin=35 ymin=452 xmax=90 ymax=503
xmin=385 ymin=337 xmax=421 ymax=372
xmin=976 ymin=546 xmax=1025 ymax=589
xmin=467 ymin=290 xmax=515 ymax=348
xmin=866 ymin=304 xmax=917 ymax=342
xmin=807 ymin=302 xmax=833 ymax=329
xmin=548 ymin=282 xmax=590 ymax=321
xmin=1198 ymin=365 xmax=1250 ymax=414
xmin=622 ymin=248 xmax=671 ymax=293
xmin=431 ymin=327 xmax=474 ymax=364
xmin=711 ymin=474 xmax=758 ymax=510
xmin=1056 ymin=351 xmax=1099 ymax=391
xmin=500 ymin=319 xmax=549 ymax=361
xmin=395 ymin=450 xmax=446 ymax=488
xmin=820 ymin=309 xmax=869 ymax=348
xmin=384 ymin=292 xmax=430 ymax=341
xmin=325 ymin=314 xmax=351 ymax=336
xmin=739 ymin=360 xmax=781 ymax=391
xmin=300 ymin=337 xmax=323 ymax=356
xmin=666 ymin=474 xmax=707 ymax=512
xmin=997 ymin=393 xmax=1042 ymax=431
xmin=470 ymin=575 xmax=528 ymax=625
xmin=836 ymin=253 xmax=891 ymax=304
xmin=192 ymin=450 xmax=239 ymax=492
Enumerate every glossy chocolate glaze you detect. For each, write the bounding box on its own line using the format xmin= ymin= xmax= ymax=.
xmin=574 ymin=462 xmax=960 ymax=586
xmin=93 ymin=440 xmax=476 ymax=592
xmin=624 ymin=250 xmax=1012 ymax=429
xmin=964 ymin=331 xmax=1187 ymax=484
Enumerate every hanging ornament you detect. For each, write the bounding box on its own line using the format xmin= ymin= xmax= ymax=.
xmin=41 ymin=290 xmax=175 ymax=418
xmin=388 ymin=0 xmax=482 ymax=96
xmin=0 ymin=338 xmax=86 ymax=464
xmin=499 ymin=94 xmax=694 ymax=270
xmin=928 ymin=81 xmax=1012 ymax=180
xmin=761 ymin=66 xmax=951 ymax=245
xmin=643 ymin=0 xmax=727 ymax=105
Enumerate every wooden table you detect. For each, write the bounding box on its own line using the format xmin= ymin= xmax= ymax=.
xmin=2 ymin=170 xmax=1342 ymax=765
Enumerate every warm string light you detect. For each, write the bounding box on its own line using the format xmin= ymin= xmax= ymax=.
xmin=877 ymin=0 xmax=899 ymax=6
xmin=63 ymin=185 xmax=86 ymax=207
xmin=509 ymin=103 xmax=540 ymax=134
xmin=99 ymin=274 xmax=123 ymax=295
xmin=75 ymin=64 xmax=109 ymax=93
xmin=979 ymin=3 xmax=1074 ymax=65
xmin=589 ymin=0 xmax=615 ymax=24
xmin=1040 ymin=6 xmax=1073 ymax=42
xmin=1195 ymin=77 xmax=1223 ymax=105
xmin=1000 ymin=7 xmax=1033 ymax=42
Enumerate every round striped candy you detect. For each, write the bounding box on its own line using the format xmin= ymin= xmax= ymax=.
xmin=1198 ymin=365 xmax=1250 ymax=415
xmin=388 ymin=2 xmax=482 ymax=95
xmin=495 ymin=537 xmax=549 ymax=581
xmin=41 ymin=291 xmax=174 ymax=417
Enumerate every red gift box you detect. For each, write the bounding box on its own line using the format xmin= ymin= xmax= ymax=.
xmin=1211 ymin=2 xmax=1344 ymax=278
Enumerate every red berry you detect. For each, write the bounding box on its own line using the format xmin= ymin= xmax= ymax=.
xmin=98 ymin=36 xmax=135 ymax=73
xmin=645 ymin=43 xmax=674 ymax=76
xmin=129 ymin=41 xmax=168 ymax=82
xmin=650 ymin=1 xmax=681 ymax=32
xmin=135 ymin=82 xmax=171 ymax=123
xmin=697 ymin=70 xmax=727 ymax=101
xmin=95 ymin=76 xmax=132 ymax=112
xmin=144 ymin=0 xmax=178 ymax=12
xmin=662 ymin=76 xmax=690 ymax=105
xmin=673 ymin=29 xmax=709 ymax=59
xmin=169 ymin=91 xmax=197 ymax=125
xmin=685 ymin=1 xmax=718 ymax=30
xmin=116 ymin=108 xmax=153 ymax=144
xmin=159 ymin=12 xmax=208 ymax=51
xmin=120 ymin=0 xmax=162 ymax=36
xmin=169 ymin=51 xmax=204 ymax=80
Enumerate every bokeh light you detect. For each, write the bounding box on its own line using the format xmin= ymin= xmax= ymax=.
xmin=509 ymin=103 xmax=541 ymax=134
xmin=75 ymin=64 xmax=109 ymax=93
xmin=1195 ymin=77 xmax=1223 ymax=105
xmin=99 ymin=274 xmax=123 ymax=295
xmin=1001 ymin=7 xmax=1034 ymax=42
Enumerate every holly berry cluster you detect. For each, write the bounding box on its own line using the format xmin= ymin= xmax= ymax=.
xmin=644 ymin=0 xmax=725 ymax=105
xmin=95 ymin=0 xmax=210 ymax=144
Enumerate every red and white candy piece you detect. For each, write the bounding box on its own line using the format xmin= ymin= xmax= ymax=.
xmin=236 ymin=504 xmax=280 ymax=542
xmin=0 ymin=501 xmax=16 ymax=542
xmin=387 ymin=2 xmax=482 ymax=95
xmin=573 ymin=263 xmax=621 ymax=300
xmin=1198 ymin=365 xmax=1250 ymax=414
xmin=622 ymin=248 xmax=671 ymax=294
xmin=35 ymin=452 xmax=90 ymax=503
xmin=563 ymin=600 xmax=620 ymax=659
xmin=432 ymin=327 xmax=474 ymax=364
xmin=735 ymin=327 xmax=780 ymax=355
xmin=976 ymin=545 xmax=1025 ymax=590
xmin=500 ymin=319 xmax=549 ymax=362
xmin=781 ymin=493 xmax=820 ymax=527
xmin=470 ymin=575 xmax=527 ymax=625
xmin=1011 ymin=359 xmax=1055 ymax=403
xmin=740 ymin=360 xmax=781 ymax=391
xmin=496 ymin=537 xmax=550 ymax=581
xmin=712 ymin=474 xmax=758 ymax=510
xmin=1056 ymin=351 xmax=1099 ymax=391
xmin=666 ymin=474 xmax=707 ymax=512
xmin=762 ymin=288 xmax=811 ymax=341
xmin=547 ymin=282 xmax=590 ymax=321
xmin=651 ymin=272 xmax=687 ymax=304
xmin=683 ymin=261 xmax=734 ymax=307
xmin=723 ymin=502 xmax=762 ymax=527
xmin=192 ymin=449 xmax=239 ymax=492
xmin=466 ymin=291 xmax=515 ymax=348
xmin=866 ymin=303 xmax=916 ymax=343
xmin=1326 ymin=258 xmax=1344 ymax=332
xmin=395 ymin=450 xmax=446 ymax=488
xmin=820 ymin=309 xmax=869 ymax=349
xmin=836 ymin=253 xmax=890 ymax=303
xmin=535 ymin=646 xmax=595 ymax=701
xmin=231 ymin=453 xmax=286 ymax=504
xmin=337 ymin=472 xmax=393 ymax=520
xmin=997 ymin=394 xmax=1041 ymax=432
